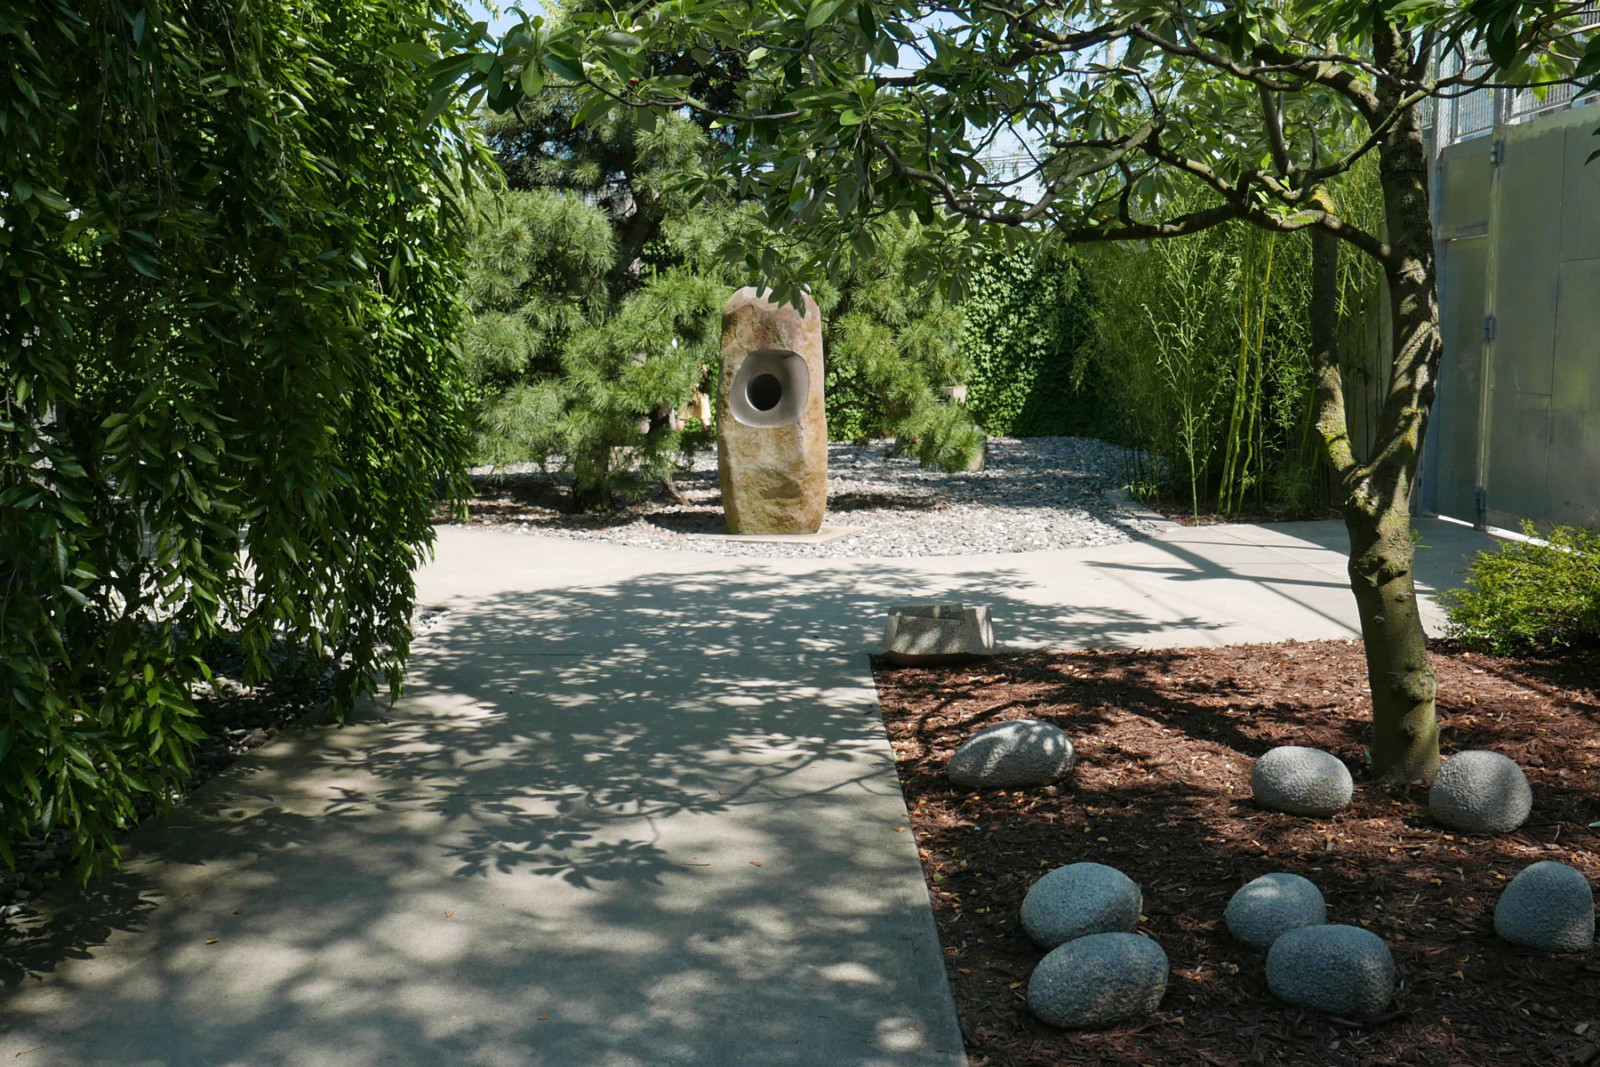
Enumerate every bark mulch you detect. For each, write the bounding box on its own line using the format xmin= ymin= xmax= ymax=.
xmin=874 ymin=639 xmax=1600 ymax=1067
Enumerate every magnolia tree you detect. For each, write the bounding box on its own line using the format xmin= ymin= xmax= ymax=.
xmin=435 ymin=1 xmax=1597 ymax=780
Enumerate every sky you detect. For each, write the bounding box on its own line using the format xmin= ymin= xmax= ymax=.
xmin=461 ymin=1 xmax=536 ymax=37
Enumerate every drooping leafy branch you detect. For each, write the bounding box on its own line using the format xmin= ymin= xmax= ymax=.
xmin=1 ymin=0 xmax=487 ymax=873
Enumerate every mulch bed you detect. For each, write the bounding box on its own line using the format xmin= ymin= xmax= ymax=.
xmin=874 ymin=638 xmax=1600 ymax=1066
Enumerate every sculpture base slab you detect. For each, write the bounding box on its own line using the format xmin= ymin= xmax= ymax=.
xmin=686 ymin=524 xmax=860 ymax=545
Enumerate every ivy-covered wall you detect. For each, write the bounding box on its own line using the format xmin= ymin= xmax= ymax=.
xmin=958 ymin=247 xmax=1116 ymax=440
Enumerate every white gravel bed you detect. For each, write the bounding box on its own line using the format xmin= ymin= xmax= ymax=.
xmin=458 ymin=436 xmax=1166 ymax=559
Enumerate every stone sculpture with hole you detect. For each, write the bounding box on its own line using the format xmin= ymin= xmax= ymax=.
xmin=717 ymin=287 xmax=828 ymax=534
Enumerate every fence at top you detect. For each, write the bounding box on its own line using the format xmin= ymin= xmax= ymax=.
xmin=1435 ymin=7 xmax=1600 ymax=147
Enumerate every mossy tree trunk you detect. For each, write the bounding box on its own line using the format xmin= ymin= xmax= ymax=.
xmin=1309 ymin=22 xmax=1443 ymax=782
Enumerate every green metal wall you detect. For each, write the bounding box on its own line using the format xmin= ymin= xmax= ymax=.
xmin=1431 ymin=105 xmax=1600 ymax=529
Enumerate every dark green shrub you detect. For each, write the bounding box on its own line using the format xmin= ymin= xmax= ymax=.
xmin=1441 ymin=524 xmax=1600 ymax=654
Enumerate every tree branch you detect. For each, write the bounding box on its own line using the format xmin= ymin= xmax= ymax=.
xmin=1057 ymin=202 xmax=1246 ymax=243
xmin=1259 ymin=85 xmax=1293 ymax=177
xmin=1247 ymin=40 xmax=1383 ymax=122
xmin=868 ymin=122 xmax=1160 ymax=225
xmin=1246 ymin=207 xmax=1393 ymax=264
xmin=1124 ymin=23 xmax=1301 ymax=92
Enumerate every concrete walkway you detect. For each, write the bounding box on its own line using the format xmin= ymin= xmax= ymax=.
xmin=0 ymin=516 xmax=1498 ymax=1066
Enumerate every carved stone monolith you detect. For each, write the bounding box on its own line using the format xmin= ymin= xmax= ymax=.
xmin=718 ymin=287 xmax=827 ymax=534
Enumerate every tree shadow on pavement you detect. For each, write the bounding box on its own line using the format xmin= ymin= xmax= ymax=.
xmin=0 ymin=517 xmax=1502 ymax=1066
xmin=0 ymin=559 xmax=1213 ymax=1067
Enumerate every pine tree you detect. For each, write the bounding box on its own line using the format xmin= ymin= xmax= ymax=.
xmin=464 ymin=2 xmax=983 ymax=487
xmin=462 ymin=91 xmax=736 ymax=508
xmin=817 ymin=219 xmax=985 ymax=470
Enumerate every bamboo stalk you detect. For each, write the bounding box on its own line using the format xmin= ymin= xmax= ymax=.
xmin=1240 ymin=233 xmax=1276 ymax=514
xmin=1217 ymin=236 xmax=1253 ymax=516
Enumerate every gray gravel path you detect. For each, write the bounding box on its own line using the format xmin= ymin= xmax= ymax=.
xmin=464 ymin=436 xmax=1164 ymax=558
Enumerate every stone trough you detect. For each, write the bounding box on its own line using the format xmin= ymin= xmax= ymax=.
xmin=882 ymin=603 xmax=994 ymax=667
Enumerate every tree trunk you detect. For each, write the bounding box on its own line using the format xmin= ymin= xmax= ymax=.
xmin=1341 ymin=22 xmax=1444 ymax=782
xmin=1344 ymin=501 xmax=1440 ymax=780
xmin=1311 ymin=215 xmax=1440 ymax=780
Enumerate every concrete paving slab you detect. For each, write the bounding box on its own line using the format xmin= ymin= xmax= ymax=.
xmin=210 ymin=650 xmax=906 ymax=805
xmin=419 ymin=517 xmax=1491 ymax=659
xmin=0 ymin=651 xmax=963 ymax=1067
xmin=2 ymin=788 xmax=948 ymax=1067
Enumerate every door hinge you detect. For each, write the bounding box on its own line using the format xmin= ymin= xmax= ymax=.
xmin=1483 ymin=314 xmax=1497 ymax=341
xmin=1490 ymin=138 xmax=1506 ymax=165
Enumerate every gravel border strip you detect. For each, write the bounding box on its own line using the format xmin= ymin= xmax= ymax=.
xmin=463 ymin=436 xmax=1166 ymax=559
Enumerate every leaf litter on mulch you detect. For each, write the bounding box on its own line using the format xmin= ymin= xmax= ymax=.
xmin=874 ymin=638 xmax=1600 ymax=1067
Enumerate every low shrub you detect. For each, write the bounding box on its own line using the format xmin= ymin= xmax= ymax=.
xmin=1441 ymin=523 xmax=1600 ymax=654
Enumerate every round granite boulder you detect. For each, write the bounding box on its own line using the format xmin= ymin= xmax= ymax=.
xmin=1251 ymin=747 xmax=1354 ymax=817
xmin=1021 ymin=862 xmax=1143 ymax=949
xmin=947 ymin=719 xmax=1075 ymax=789
xmin=1266 ymin=924 xmax=1395 ymax=1017
xmin=1428 ymin=750 xmax=1533 ymax=833
xmin=1495 ymin=861 xmax=1594 ymax=952
xmin=1225 ymin=872 xmax=1327 ymax=949
xmin=1028 ymin=932 xmax=1169 ymax=1029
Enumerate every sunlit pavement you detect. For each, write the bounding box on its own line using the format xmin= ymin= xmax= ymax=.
xmin=0 ymin=516 xmax=1495 ymax=1066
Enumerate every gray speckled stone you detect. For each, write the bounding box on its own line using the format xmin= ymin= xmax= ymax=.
xmin=1225 ymin=873 xmax=1327 ymax=949
xmin=1266 ymin=924 xmax=1395 ymax=1017
xmin=1021 ymin=862 xmax=1142 ymax=949
xmin=1251 ymin=747 xmax=1354 ymax=817
xmin=947 ymin=719 xmax=1074 ymax=789
xmin=471 ymin=436 xmax=1169 ymax=560
xmin=1027 ymin=932 xmax=1168 ymax=1029
xmin=1429 ymin=750 xmax=1533 ymax=833
xmin=1495 ymin=861 xmax=1594 ymax=952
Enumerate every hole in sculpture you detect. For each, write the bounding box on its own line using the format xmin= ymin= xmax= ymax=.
xmin=746 ymin=373 xmax=783 ymax=412
xmin=727 ymin=348 xmax=809 ymax=428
